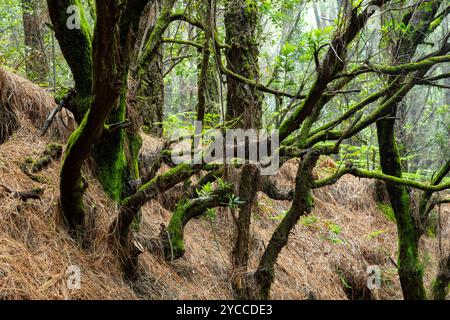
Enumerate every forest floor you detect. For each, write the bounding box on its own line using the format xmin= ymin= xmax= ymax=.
xmin=0 ymin=95 xmax=449 ymax=300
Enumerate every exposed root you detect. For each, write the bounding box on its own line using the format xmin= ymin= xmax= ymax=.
xmin=0 ymin=184 xmax=44 ymax=201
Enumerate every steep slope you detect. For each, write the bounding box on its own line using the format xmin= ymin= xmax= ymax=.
xmin=0 ymin=113 xmax=448 ymax=300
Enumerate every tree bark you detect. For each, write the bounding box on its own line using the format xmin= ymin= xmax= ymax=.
xmin=224 ymin=0 xmax=263 ymax=294
xmin=47 ymin=0 xmax=93 ymax=123
xmin=160 ymin=185 xmax=232 ymax=260
xmin=58 ymin=0 xmax=150 ymax=241
xmin=375 ymin=0 xmax=443 ymax=300
xmin=196 ymin=0 xmax=212 ymax=123
xmin=377 ymin=116 xmax=426 ymax=300
xmin=22 ymin=0 xmax=49 ymax=83
xmin=251 ymin=151 xmax=319 ymax=299
xmin=134 ymin=0 xmax=165 ymax=136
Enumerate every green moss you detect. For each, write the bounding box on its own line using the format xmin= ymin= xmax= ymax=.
xmin=45 ymin=143 xmax=63 ymax=158
xmin=141 ymin=125 xmax=151 ymax=134
xmin=138 ymin=163 xmax=193 ymax=192
xmin=93 ymin=118 xmax=127 ymax=202
xmin=24 ymin=157 xmax=33 ymax=164
xmin=50 ymin=0 xmax=93 ymax=103
xmin=86 ymin=75 xmax=141 ymax=203
xmin=62 ymin=111 xmax=88 ymax=166
xmin=377 ymin=202 xmax=396 ymax=223
xmin=128 ymin=133 xmax=142 ymax=179
xmin=424 ymin=209 xmax=438 ymax=238
xmin=98 ymin=143 xmax=127 ymax=202
xmin=164 ymin=202 xmax=187 ymax=260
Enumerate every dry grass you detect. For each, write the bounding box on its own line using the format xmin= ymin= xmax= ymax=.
xmin=0 ymin=66 xmax=72 ymax=142
xmin=0 ymin=114 xmax=448 ymax=300
xmin=0 ymin=124 xmax=135 ymax=300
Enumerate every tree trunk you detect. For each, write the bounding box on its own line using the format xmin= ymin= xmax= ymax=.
xmin=57 ymin=0 xmax=150 ymax=242
xmin=224 ymin=0 xmax=263 ymax=299
xmin=47 ymin=0 xmax=93 ymax=123
xmin=251 ymin=151 xmax=319 ymax=299
xmin=196 ymin=0 xmax=212 ymax=123
xmin=134 ymin=0 xmax=165 ymax=136
xmin=377 ymin=116 xmax=426 ymax=300
xmin=47 ymin=1 xmax=146 ymax=205
xmin=225 ymin=0 xmax=262 ymax=130
xmin=375 ymin=0 xmax=443 ymax=300
xmin=22 ymin=0 xmax=49 ymax=83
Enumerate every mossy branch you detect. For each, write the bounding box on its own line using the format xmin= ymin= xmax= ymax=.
xmin=160 ymin=185 xmax=233 ymax=261
xmin=104 ymin=120 xmax=132 ymax=135
xmin=368 ymin=55 xmax=450 ymax=76
xmin=162 ymin=38 xmax=204 ymax=49
xmin=138 ymin=0 xmax=177 ymax=73
xmin=419 ymin=160 xmax=450 ymax=221
xmin=305 ymin=75 xmax=416 ymax=147
xmin=314 ymin=165 xmax=450 ymax=192
xmin=307 ymin=80 xmax=397 ymax=138
xmin=113 ymin=163 xmax=203 ymax=242
xmin=335 ymin=55 xmax=450 ymax=78
xmin=278 ymin=0 xmax=386 ymax=141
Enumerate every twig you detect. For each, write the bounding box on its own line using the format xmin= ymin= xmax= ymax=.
xmin=40 ymin=89 xmax=76 ymax=136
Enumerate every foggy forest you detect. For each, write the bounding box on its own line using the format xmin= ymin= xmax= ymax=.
xmin=0 ymin=0 xmax=449 ymax=302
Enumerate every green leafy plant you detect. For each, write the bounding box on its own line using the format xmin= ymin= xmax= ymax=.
xmin=205 ymin=208 xmax=217 ymax=221
xmin=270 ymin=210 xmax=288 ymax=221
xmin=368 ymin=229 xmax=389 ymax=239
xmin=326 ymin=222 xmax=344 ymax=244
xmin=197 ymin=182 xmax=213 ymax=197
xmin=300 ymin=215 xmax=319 ymax=227
xmin=225 ymin=194 xmax=244 ymax=209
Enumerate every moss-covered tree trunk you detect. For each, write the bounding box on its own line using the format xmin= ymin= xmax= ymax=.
xmin=224 ymin=0 xmax=262 ymax=298
xmin=55 ymin=0 xmax=150 ymax=241
xmin=376 ymin=117 xmax=426 ymax=300
xmin=375 ymin=0 xmax=444 ymax=300
xmin=224 ymin=0 xmax=262 ymax=130
xmin=47 ymin=0 xmax=93 ymax=123
xmin=196 ymin=0 xmax=212 ymax=123
xmin=134 ymin=0 xmax=164 ymax=136
xmin=48 ymin=0 xmax=145 ymax=205
xmin=224 ymin=0 xmax=263 ymax=233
